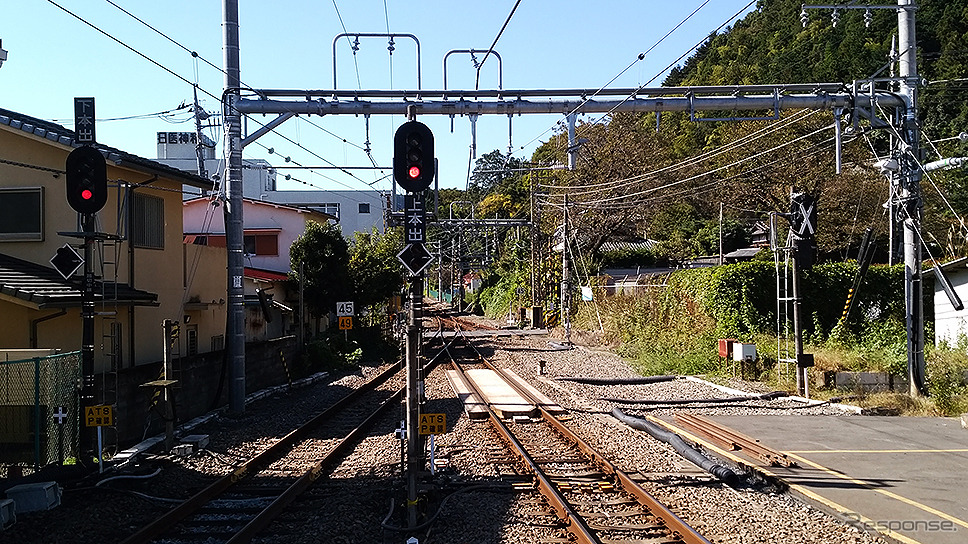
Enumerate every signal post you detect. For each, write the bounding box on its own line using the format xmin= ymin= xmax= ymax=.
xmin=64 ymin=97 xmax=108 ymax=466
xmin=393 ymin=111 xmax=436 ymax=529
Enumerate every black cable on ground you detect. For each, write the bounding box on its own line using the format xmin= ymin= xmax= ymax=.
xmin=556 ymin=375 xmax=679 ymax=385
xmin=603 ymin=390 xmax=788 ymax=405
xmin=611 ymin=407 xmax=739 ymax=485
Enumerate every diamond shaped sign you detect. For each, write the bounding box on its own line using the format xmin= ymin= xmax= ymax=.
xmin=50 ymin=244 xmax=84 ymax=280
xmin=397 ymin=243 xmax=435 ymax=276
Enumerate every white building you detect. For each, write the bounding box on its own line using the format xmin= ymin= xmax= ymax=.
xmin=183 ymin=197 xmax=334 ymax=274
xmin=932 ymin=258 xmax=968 ymax=347
xmin=156 ymin=131 xmax=389 ymax=239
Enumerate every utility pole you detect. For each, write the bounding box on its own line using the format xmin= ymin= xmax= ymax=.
xmin=561 ymin=194 xmax=571 ymax=344
xmin=896 ymin=0 xmax=925 ymax=396
xmin=223 ymin=0 xmax=246 ymax=414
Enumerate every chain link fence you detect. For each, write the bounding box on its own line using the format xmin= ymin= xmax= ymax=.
xmin=0 ymin=351 xmax=80 ymax=476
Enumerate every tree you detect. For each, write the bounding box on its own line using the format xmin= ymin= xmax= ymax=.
xmin=348 ymin=227 xmax=404 ymax=312
xmin=289 ymin=221 xmax=351 ymax=322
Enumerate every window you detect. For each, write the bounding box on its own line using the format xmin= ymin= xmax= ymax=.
xmin=211 ymin=334 xmax=224 ymax=352
xmin=244 ymin=233 xmax=278 ymax=256
xmin=186 ymin=326 xmax=198 ymax=356
xmin=317 ymin=203 xmax=339 ymax=219
xmin=0 ymin=187 xmax=43 ymax=241
xmin=131 ymin=193 xmax=165 ymax=249
xmin=358 ymin=202 xmax=371 ymax=214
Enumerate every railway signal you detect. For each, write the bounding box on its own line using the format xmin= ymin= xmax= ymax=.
xmin=65 ymin=146 xmax=107 ymax=215
xmin=393 ymin=120 xmax=435 ymax=192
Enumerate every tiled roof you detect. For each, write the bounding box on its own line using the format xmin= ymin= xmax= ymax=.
xmin=0 ymin=107 xmax=214 ymax=189
xmin=0 ymin=253 xmax=157 ymax=309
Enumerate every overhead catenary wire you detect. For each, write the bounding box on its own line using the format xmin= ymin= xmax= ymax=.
xmin=555 ymin=123 xmax=835 ymax=208
xmin=539 ymin=108 xmax=821 ymax=197
xmin=79 ymin=0 xmax=375 ymax=191
xmin=566 ymin=0 xmax=758 ymax=151
xmin=475 ymin=0 xmax=522 ymax=91
xmin=514 ymin=0 xmax=719 ymax=157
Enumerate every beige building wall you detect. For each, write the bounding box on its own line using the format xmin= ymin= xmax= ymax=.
xmin=0 ymin=121 xmax=212 ymax=368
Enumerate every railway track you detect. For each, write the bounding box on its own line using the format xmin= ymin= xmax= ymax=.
xmin=119 ymin=361 xmax=405 ymax=544
xmin=446 ymin=330 xmax=712 ymax=544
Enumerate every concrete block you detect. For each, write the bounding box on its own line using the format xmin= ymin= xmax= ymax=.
xmin=181 ymin=434 xmax=210 ymax=450
xmin=835 ymin=372 xmax=908 ymax=392
xmin=0 ymin=498 xmax=15 ymax=529
xmin=5 ymin=481 xmax=60 ymax=513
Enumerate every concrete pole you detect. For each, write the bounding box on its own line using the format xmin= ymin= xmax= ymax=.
xmin=561 ymin=194 xmax=571 ymax=343
xmin=223 ymin=0 xmax=246 ymax=414
xmin=897 ymin=0 xmax=925 ymax=396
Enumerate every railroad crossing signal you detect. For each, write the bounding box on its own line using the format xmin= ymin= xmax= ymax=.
xmin=66 ymin=146 xmax=108 ymax=214
xmin=789 ymin=192 xmax=817 ymax=239
xmin=393 ymin=121 xmax=435 ymax=192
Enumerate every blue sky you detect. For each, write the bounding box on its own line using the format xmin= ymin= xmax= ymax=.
xmin=0 ymin=1 xmax=758 ymax=192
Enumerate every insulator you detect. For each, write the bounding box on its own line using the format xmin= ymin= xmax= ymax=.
xmin=351 ymin=36 xmax=360 ymax=53
xmin=864 ymin=9 xmax=873 ymax=28
xmin=387 ymin=37 xmax=395 ymax=53
xmin=800 ymin=8 xmax=809 ymax=28
xmin=831 ymin=9 xmax=840 ymax=28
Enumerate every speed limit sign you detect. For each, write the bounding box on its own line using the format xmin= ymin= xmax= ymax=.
xmin=337 ymin=301 xmax=354 ymax=317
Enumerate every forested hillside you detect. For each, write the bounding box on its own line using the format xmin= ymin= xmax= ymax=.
xmin=466 ymin=0 xmax=968 ymax=267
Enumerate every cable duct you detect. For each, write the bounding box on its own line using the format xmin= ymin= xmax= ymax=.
xmin=611 ymin=407 xmax=739 ymax=485
xmin=555 ymin=375 xmax=678 ymax=385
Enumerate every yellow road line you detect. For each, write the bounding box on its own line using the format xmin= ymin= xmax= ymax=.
xmin=645 ymin=416 xmax=925 ymax=544
xmin=784 ymin=450 xmax=968 ymax=530
xmin=790 ymin=449 xmax=968 ymax=454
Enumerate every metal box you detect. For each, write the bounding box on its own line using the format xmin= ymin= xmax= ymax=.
xmin=718 ymin=339 xmax=737 ymax=358
xmin=5 ymin=481 xmax=60 ymax=513
xmin=732 ymin=343 xmax=756 ymax=362
xmin=0 ymin=498 xmax=15 ymax=529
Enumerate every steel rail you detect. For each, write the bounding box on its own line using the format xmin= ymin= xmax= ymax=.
xmin=451 ymin=329 xmax=711 ymax=544
xmin=676 ymin=413 xmax=795 ymax=468
xmin=119 ymin=360 xmax=403 ymax=544
xmin=446 ymin=358 xmax=599 ymax=544
xmin=227 ymin=387 xmax=404 ymax=543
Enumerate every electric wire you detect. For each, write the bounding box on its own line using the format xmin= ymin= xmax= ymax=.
xmin=539 ymin=133 xmax=838 ymax=212
xmin=515 ymin=0 xmax=713 ymax=154
xmin=872 ymin=101 xmax=968 ymax=243
xmin=572 ymin=0 xmax=757 ymax=144
xmin=538 ymin=108 xmax=819 ymax=196
xmin=517 ymin=0 xmax=756 ymax=165
xmin=332 ymin=0 xmax=363 ymax=89
xmin=553 ymin=123 xmax=835 ymax=207
xmin=475 ymin=0 xmax=522 ymax=91
xmin=93 ymin=0 xmax=374 ymax=189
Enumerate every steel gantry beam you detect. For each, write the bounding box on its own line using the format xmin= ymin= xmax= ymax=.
xmin=222 ymin=4 xmax=921 ymax=415
xmin=235 ymin=86 xmax=902 ymax=118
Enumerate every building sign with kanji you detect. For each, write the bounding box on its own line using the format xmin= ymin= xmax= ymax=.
xmin=157 ymin=132 xmax=199 ymax=145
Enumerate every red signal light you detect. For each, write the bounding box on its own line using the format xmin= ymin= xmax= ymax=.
xmin=81 ymin=189 xmax=94 ymax=200
xmin=408 ymin=166 xmax=421 ymax=179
